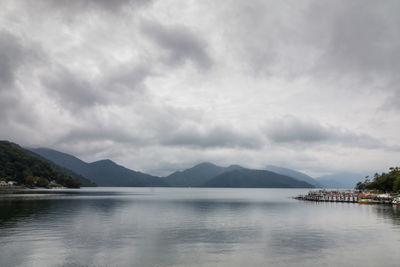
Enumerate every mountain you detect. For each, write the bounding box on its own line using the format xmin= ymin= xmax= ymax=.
xmin=0 ymin=141 xmax=82 ymax=188
xmin=29 ymin=148 xmax=167 ymax=187
xmin=164 ymin=162 xmax=244 ymax=187
xmin=203 ymin=169 xmax=315 ymax=188
xmin=29 ymin=148 xmax=90 ymax=177
xmin=29 ymin=153 xmax=96 ymax=187
xmin=315 ymin=172 xmax=367 ymax=189
xmin=86 ymin=159 xmax=167 ymax=187
xmin=265 ymin=165 xmax=321 ymax=187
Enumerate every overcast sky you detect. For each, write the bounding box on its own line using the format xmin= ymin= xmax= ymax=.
xmin=1 ymin=0 xmax=399 ymax=177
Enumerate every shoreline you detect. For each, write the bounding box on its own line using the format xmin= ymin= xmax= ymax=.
xmin=0 ymin=186 xmax=79 ymax=194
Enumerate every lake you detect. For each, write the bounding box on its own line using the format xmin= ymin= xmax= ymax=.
xmin=1 ymin=187 xmax=400 ymax=266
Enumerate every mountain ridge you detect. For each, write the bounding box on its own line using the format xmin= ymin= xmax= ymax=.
xmin=29 ymin=148 xmax=167 ymax=187
xmin=204 ymin=168 xmax=315 ymax=188
xmin=28 ymin=147 xmax=362 ymax=189
xmin=164 ymin=162 xmax=244 ymax=187
xmin=265 ymin=165 xmax=321 ymax=187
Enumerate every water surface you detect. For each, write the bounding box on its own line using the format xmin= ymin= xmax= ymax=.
xmin=1 ymin=187 xmax=400 ymax=266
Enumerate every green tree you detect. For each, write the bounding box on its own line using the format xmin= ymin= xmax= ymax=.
xmin=0 ymin=141 xmax=82 ymax=188
xmin=393 ymin=175 xmax=400 ymax=192
xmin=360 ymin=167 xmax=400 ymax=192
xmin=36 ymin=177 xmax=49 ymax=188
xmin=24 ymin=176 xmax=35 ymax=187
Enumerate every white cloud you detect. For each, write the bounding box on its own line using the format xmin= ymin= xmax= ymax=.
xmin=0 ymin=0 xmax=399 ymax=176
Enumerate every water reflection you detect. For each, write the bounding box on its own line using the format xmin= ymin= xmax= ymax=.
xmin=0 ymin=199 xmax=51 ymax=226
xmin=271 ymin=228 xmax=336 ymax=254
xmin=0 ymin=188 xmax=400 ymax=267
xmin=372 ymin=205 xmax=400 ymax=226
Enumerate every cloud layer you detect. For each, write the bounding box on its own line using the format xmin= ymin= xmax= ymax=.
xmin=1 ymin=0 xmax=399 ymax=176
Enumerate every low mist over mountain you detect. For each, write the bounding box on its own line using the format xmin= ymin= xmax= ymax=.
xmin=265 ymin=165 xmax=367 ymax=189
xmin=30 ymin=148 xmax=167 ymax=187
xmin=204 ymin=169 xmax=315 ymax=188
xmin=315 ymin=172 xmax=367 ymax=189
xmin=265 ymin=165 xmax=321 ymax=187
xmin=164 ymin=162 xmax=244 ymax=187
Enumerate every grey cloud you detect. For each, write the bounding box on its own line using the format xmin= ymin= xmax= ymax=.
xmin=40 ymin=0 xmax=154 ymax=14
xmin=40 ymin=63 xmax=152 ymax=111
xmin=103 ymin=65 xmax=152 ymax=93
xmin=0 ymin=31 xmax=39 ymax=91
xmin=1 ymin=0 xmax=400 ymax=176
xmin=51 ymin=102 xmax=262 ymax=151
xmin=40 ymin=66 xmax=106 ymax=110
xmin=224 ymin=1 xmax=400 ymax=86
xmin=382 ymin=87 xmax=400 ymax=111
xmin=313 ymin=1 xmax=400 ymax=82
xmin=0 ymin=31 xmax=23 ymax=90
xmin=160 ymin=124 xmax=262 ymax=149
xmin=0 ymin=31 xmax=24 ymax=121
xmin=265 ymin=116 xmax=387 ymax=150
xmin=266 ymin=118 xmax=329 ymax=143
xmin=128 ymin=104 xmax=261 ymax=149
xmin=0 ymin=30 xmax=44 ymax=129
xmin=222 ymin=1 xmax=281 ymax=75
xmin=59 ymin=126 xmax=142 ymax=147
xmin=141 ymin=20 xmax=213 ymax=69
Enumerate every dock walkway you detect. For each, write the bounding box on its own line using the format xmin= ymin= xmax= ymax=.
xmin=294 ymin=190 xmax=394 ymax=205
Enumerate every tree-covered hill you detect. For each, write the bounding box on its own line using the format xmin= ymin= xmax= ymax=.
xmin=356 ymin=167 xmax=400 ymax=192
xmin=25 ymin=150 xmax=96 ymax=187
xmin=0 ymin=141 xmax=84 ymax=188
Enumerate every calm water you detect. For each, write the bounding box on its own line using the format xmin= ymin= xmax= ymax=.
xmin=1 ymin=188 xmax=400 ymax=267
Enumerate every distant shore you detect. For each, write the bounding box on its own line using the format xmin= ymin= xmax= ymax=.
xmin=0 ymin=186 xmax=76 ymax=193
xmin=0 ymin=186 xmax=25 ymax=190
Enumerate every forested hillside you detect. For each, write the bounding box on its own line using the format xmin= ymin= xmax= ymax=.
xmin=0 ymin=141 xmax=83 ymax=188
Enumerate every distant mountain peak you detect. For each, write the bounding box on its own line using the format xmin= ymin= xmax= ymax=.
xmin=164 ymin=162 xmax=240 ymax=187
xmin=227 ymin=164 xmax=244 ymax=169
xmin=192 ymin=162 xmax=218 ymax=168
xmin=91 ymin=159 xmax=116 ymax=165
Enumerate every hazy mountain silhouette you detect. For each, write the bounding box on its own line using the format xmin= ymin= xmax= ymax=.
xmin=29 ymin=148 xmax=167 ymax=187
xmin=29 ymin=147 xmax=347 ymax=189
xmin=265 ymin=165 xmax=321 ymax=187
xmin=315 ymin=172 xmax=367 ymax=189
xmin=203 ymin=169 xmax=315 ymax=188
xmin=164 ymin=162 xmax=244 ymax=187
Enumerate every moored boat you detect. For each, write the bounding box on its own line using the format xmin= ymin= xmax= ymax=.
xmin=358 ymin=198 xmax=380 ymax=204
xmin=392 ymin=195 xmax=400 ymax=205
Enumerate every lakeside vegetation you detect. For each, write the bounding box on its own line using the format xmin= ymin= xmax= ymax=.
xmin=0 ymin=141 xmax=82 ymax=188
xmin=356 ymin=167 xmax=400 ymax=192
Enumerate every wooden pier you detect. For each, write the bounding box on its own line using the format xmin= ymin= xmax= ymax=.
xmin=294 ymin=190 xmax=395 ymax=205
